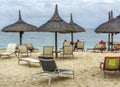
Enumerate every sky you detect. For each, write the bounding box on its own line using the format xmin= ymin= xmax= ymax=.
xmin=0 ymin=0 xmax=120 ymax=29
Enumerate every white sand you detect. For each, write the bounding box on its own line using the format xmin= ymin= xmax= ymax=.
xmin=0 ymin=50 xmax=120 ymax=87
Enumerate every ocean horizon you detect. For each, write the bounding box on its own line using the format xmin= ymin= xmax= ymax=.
xmin=1 ymin=28 xmax=120 ymax=50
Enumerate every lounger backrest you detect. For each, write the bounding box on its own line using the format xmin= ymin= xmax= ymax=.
xmin=77 ymin=42 xmax=84 ymax=49
xmin=103 ymin=57 xmax=120 ymax=70
xmin=6 ymin=43 xmax=16 ymax=53
xmin=43 ymin=46 xmax=53 ymax=55
xmin=39 ymin=57 xmax=57 ymax=72
xmin=19 ymin=45 xmax=28 ymax=53
xmin=114 ymin=43 xmax=120 ymax=49
xmin=26 ymin=44 xmax=33 ymax=50
xmin=63 ymin=46 xmax=73 ymax=55
xmin=95 ymin=44 xmax=104 ymax=49
xmin=63 ymin=41 xmax=71 ymax=47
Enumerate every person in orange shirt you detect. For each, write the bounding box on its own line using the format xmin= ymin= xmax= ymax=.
xmin=99 ymin=40 xmax=106 ymax=52
xmin=99 ymin=40 xmax=106 ymax=45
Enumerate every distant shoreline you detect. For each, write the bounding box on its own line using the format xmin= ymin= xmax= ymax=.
xmin=0 ymin=48 xmax=6 ymax=50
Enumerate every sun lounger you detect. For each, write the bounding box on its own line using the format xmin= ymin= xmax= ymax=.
xmin=100 ymin=56 xmax=120 ymax=78
xmin=18 ymin=57 xmax=39 ymax=67
xmin=60 ymin=41 xmax=72 ymax=50
xmin=76 ymin=42 xmax=85 ymax=51
xmin=113 ymin=43 xmax=120 ymax=52
xmin=63 ymin=41 xmax=71 ymax=46
xmin=87 ymin=44 xmax=106 ymax=52
xmin=60 ymin=46 xmax=74 ymax=58
xmin=0 ymin=43 xmax=17 ymax=59
xmin=18 ymin=45 xmax=30 ymax=58
xmin=25 ymin=44 xmax=39 ymax=52
xmin=30 ymin=56 xmax=74 ymax=86
xmin=41 ymin=46 xmax=54 ymax=57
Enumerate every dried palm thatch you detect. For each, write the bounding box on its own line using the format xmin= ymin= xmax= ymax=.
xmin=69 ymin=13 xmax=85 ymax=32
xmin=94 ymin=11 xmax=120 ymax=50
xmin=38 ymin=4 xmax=74 ymax=57
xmin=95 ymin=15 xmax=120 ymax=33
xmin=1 ymin=10 xmax=37 ymax=45
xmin=69 ymin=13 xmax=85 ymax=43
xmin=38 ymin=5 xmax=73 ymax=33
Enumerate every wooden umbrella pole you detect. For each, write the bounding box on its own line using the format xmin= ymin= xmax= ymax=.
xmin=110 ymin=33 xmax=113 ymax=51
xmin=108 ymin=33 xmax=110 ymax=51
xmin=111 ymin=33 xmax=114 ymax=51
xmin=71 ymin=32 xmax=73 ymax=45
xmin=55 ymin=32 xmax=58 ymax=58
xmin=20 ymin=31 xmax=23 ymax=45
xmin=20 ymin=32 xmax=22 ymax=45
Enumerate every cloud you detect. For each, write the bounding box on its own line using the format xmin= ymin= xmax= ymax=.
xmin=77 ymin=0 xmax=115 ymax=3
xmin=0 ymin=0 xmax=120 ymax=29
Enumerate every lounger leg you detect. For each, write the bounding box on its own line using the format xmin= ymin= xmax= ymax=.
xmin=48 ymin=76 xmax=51 ymax=86
xmin=30 ymin=73 xmax=52 ymax=86
xmin=104 ymin=71 xmax=106 ymax=78
xmin=15 ymin=52 xmax=17 ymax=57
xmin=99 ymin=62 xmax=103 ymax=69
xmin=30 ymin=74 xmax=35 ymax=84
xmin=73 ymin=71 xmax=75 ymax=78
xmin=30 ymin=75 xmax=33 ymax=84
xmin=18 ymin=59 xmax=20 ymax=64
xmin=27 ymin=61 xmax=31 ymax=67
xmin=18 ymin=53 xmax=20 ymax=58
xmin=30 ymin=73 xmax=41 ymax=84
xmin=8 ymin=55 xmax=10 ymax=58
xmin=72 ymin=54 xmax=74 ymax=58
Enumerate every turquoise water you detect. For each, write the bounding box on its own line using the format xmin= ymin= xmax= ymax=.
xmin=1 ymin=28 xmax=120 ymax=50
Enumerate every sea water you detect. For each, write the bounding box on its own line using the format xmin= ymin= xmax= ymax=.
xmin=0 ymin=28 xmax=120 ymax=50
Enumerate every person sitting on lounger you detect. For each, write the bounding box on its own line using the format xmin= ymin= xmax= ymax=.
xmin=99 ymin=40 xmax=106 ymax=45
xmin=74 ymin=40 xmax=80 ymax=50
xmin=25 ymin=44 xmax=39 ymax=52
xmin=99 ymin=40 xmax=106 ymax=52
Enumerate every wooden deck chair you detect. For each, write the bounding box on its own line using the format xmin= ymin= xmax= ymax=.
xmin=41 ymin=46 xmax=54 ymax=57
xmin=76 ymin=42 xmax=85 ymax=51
xmin=0 ymin=43 xmax=17 ymax=59
xmin=18 ymin=45 xmax=30 ymax=58
xmin=87 ymin=44 xmax=106 ymax=52
xmin=60 ymin=46 xmax=74 ymax=58
xmin=30 ymin=56 xmax=74 ymax=86
xmin=100 ymin=56 xmax=120 ymax=78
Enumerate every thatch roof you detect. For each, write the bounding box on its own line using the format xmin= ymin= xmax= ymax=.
xmin=2 ymin=10 xmax=37 ymax=32
xmin=37 ymin=4 xmax=73 ymax=33
xmin=1 ymin=10 xmax=37 ymax=45
xmin=95 ymin=11 xmax=120 ymax=33
xmin=69 ymin=13 xmax=85 ymax=32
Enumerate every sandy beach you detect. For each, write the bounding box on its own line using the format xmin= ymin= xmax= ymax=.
xmin=0 ymin=50 xmax=120 ymax=87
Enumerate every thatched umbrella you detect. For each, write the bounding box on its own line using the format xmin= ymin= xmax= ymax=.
xmin=95 ymin=10 xmax=120 ymax=50
xmin=95 ymin=11 xmax=113 ymax=50
xmin=1 ymin=10 xmax=37 ymax=45
xmin=69 ymin=13 xmax=85 ymax=44
xmin=38 ymin=4 xmax=74 ymax=58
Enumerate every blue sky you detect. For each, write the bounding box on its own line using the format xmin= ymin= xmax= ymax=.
xmin=0 ymin=0 xmax=120 ymax=29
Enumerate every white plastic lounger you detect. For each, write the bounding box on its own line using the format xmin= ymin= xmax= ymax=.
xmin=18 ymin=58 xmax=39 ymax=67
xmin=0 ymin=43 xmax=17 ymax=59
